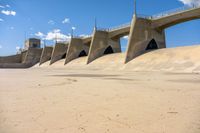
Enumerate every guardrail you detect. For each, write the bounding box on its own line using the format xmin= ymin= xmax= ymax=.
xmin=151 ymin=5 xmax=200 ymax=19
xmin=107 ymin=23 xmax=131 ymax=31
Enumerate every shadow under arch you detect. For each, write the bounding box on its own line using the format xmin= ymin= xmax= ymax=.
xmin=62 ymin=53 xmax=66 ymax=59
xmin=146 ymin=39 xmax=158 ymax=50
xmin=79 ymin=50 xmax=87 ymax=57
xmin=104 ymin=46 xmax=114 ymax=55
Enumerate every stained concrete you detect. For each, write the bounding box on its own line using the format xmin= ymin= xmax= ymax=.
xmin=125 ymin=16 xmax=166 ymax=63
xmin=50 ymin=43 xmax=68 ymax=65
xmin=22 ymin=48 xmax=43 ymax=66
xmin=65 ymin=38 xmax=89 ymax=64
xmin=0 ymin=54 xmax=22 ymax=63
xmin=0 ymin=48 xmax=42 ymax=68
xmin=40 ymin=46 xmax=53 ymax=65
xmin=87 ymin=30 xmax=121 ymax=64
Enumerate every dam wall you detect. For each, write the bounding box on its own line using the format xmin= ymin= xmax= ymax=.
xmin=0 ymin=54 xmax=22 ymax=63
xmin=65 ymin=38 xmax=89 ymax=64
xmin=50 ymin=43 xmax=68 ymax=65
xmin=40 ymin=46 xmax=53 ymax=65
xmin=23 ymin=48 xmax=43 ymax=67
xmin=87 ymin=30 xmax=121 ymax=64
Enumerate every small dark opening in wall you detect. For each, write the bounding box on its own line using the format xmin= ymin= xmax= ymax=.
xmin=146 ymin=39 xmax=158 ymax=50
xmin=62 ymin=53 xmax=66 ymax=59
xmin=104 ymin=46 xmax=114 ymax=55
xmin=79 ymin=50 xmax=87 ymax=57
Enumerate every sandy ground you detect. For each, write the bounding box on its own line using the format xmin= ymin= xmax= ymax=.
xmin=1 ymin=45 xmax=200 ymax=133
xmin=0 ymin=67 xmax=200 ymax=133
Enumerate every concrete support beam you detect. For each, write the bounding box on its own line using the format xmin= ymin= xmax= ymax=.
xmin=39 ymin=46 xmax=53 ymax=65
xmin=23 ymin=48 xmax=43 ymax=66
xmin=50 ymin=43 xmax=68 ymax=65
xmin=125 ymin=16 xmax=166 ymax=63
xmin=87 ymin=30 xmax=121 ymax=64
xmin=65 ymin=38 xmax=89 ymax=64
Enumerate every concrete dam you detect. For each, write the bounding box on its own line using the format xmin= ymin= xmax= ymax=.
xmin=1 ymin=5 xmax=200 ymax=72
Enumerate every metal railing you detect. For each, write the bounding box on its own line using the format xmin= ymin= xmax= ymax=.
xmin=107 ymin=22 xmax=131 ymax=31
xmin=150 ymin=4 xmax=200 ymax=19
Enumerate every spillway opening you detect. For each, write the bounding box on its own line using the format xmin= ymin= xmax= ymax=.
xmin=79 ymin=50 xmax=87 ymax=57
xmin=146 ymin=39 xmax=158 ymax=50
xmin=104 ymin=46 xmax=114 ymax=55
xmin=62 ymin=53 xmax=66 ymax=59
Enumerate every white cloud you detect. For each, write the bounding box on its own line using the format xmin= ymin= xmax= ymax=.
xmin=0 ymin=5 xmax=5 ymax=8
xmin=46 ymin=29 xmax=71 ymax=42
xmin=35 ymin=32 xmax=45 ymax=38
xmin=79 ymin=34 xmax=90 ymax=38
xmin=178 ymin=0 xmax=200 ymax=6
xmin=48 ymin=20 xmax=55 ymax=25
xmin=10 ymin=27 xmax=14 ymax=30
xmin=72 ymin=27 xmax=76 ymax=30
xmin=1 ymin=10 xmax=16 ymax=16
xmin=123 ymin=35 xmax=129 ymax=40
xmin=6 ymin=5 xmax=10 ymax=8
xmin=0 ymin=18 xmax=4 ymax=22
xmin=35 ymin=29 xmax=71 ymax=42
xmin=62 ymin=18 xmax=70 ymax=24
xmin=16 ymin=46 xmax=21 ymax=50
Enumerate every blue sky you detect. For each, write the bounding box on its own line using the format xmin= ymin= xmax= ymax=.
xmin=0 ymin=0 xmax=200 ymax=56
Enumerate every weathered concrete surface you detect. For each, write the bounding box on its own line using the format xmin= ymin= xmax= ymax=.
xmin=87 ymin=30 xmax=121 ymax=64
xmin=152 ymin=7 xmax=200 ymax=29
xmin=0 ymin=48 xmax=42 ymax=68
xmin=22 ymin=48 xmax=43 ymax=67
xmin=40 ymin=46 xmax=53 ymax=65
xmin=65 ymin=38 xmax=89 ymax=64
xmin=0 ymin=54 xmax=22 ymax=63
xmin=125 ymin=16 xmax=166 ymax=63
xmin=50 ymin=43 xmax=68 ymax=65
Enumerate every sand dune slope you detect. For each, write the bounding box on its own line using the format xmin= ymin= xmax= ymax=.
xmin=38 ymin=45 xmax=200 ymax=73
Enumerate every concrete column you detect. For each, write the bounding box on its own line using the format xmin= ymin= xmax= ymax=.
xmin=39 ymin=46 xmax=53 ymax=65
xmin=50 ymin=43 xmax=68 ymax=65
xmin=87 ymin=30 xmax=121 ymax=64
xmin=125 ymin=17 xmax=166 ymax=63
xmin=65 ymin=38 xmax=89 ymax=64
xmin=23 ymin=48 xmax=43 ymax=66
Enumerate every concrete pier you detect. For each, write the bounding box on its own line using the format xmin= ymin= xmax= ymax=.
xmin=40 ymin=46 xmax=53 ymax=65
xmin=50 ymin=43 xmax=68 ymax=65
xmin=87 ymin=30 xmax=121 ymax=64
xmin=65 ymin=38 xmax=89 ymax=64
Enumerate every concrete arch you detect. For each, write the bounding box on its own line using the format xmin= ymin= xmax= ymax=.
xmin=146 ymin=39 xmax=158 ymax=50
xmin=65 ymin=38 xmax=89 ymax=64
xmin=79 ymin=50 xmax=87 ymax=57
xmin=104 ymin=46 xmax=114 ymax=55
xmin=50 ymin=43 xmax=68 ymax=65
xmin=87 ymin=30 xmax=121 ymax=64
xmin=39 ymin=46 xmax=53 ymax=65
xmin=125 ymin=7 xmax=200 ymax=63
xmin=152 ymin=7 xmax=200 ymax=29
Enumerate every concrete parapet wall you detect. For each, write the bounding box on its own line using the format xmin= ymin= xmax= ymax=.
xmin=87 ymin=30 xmax=121 ymax=64
xmin=50 ymin=43 xmax=68 ymax=65
xmin=0 ymin=63 xmax=29 ymax=69
xmin=0 ymin=54 xmax=22 ymax=63
xmin=65 ymin=38 xmax=89 ymax=64
xmin=125 ymin=17 xmax=166 ymax=63
xmin=40 ymin=46 xmax=53 ymax=65
xmin=0 ymin=48 xmax=42 ymax=68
